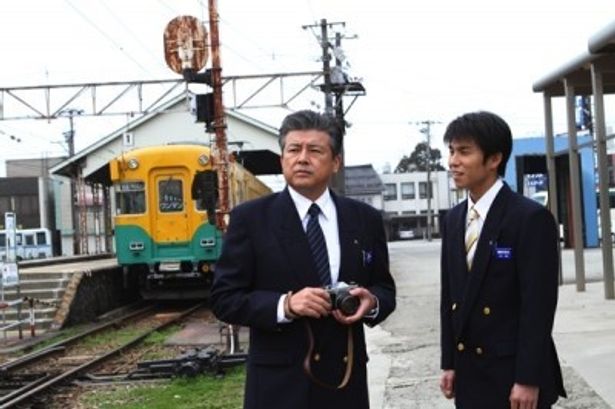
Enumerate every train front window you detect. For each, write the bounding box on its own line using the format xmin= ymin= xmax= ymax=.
xmin=159 ymin=178 xmax=184 ymax=213
xmin=36 ymin=232 xmax=47 ymax=245
xmin=115 ymin=182 xmax=146 ymax=215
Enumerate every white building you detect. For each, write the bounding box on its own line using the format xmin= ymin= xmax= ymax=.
xmin=380 ymin=170 xmax=459 ymax=239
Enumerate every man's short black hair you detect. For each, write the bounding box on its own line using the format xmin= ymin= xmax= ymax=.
xmin=279 ymin=110 xmax=344 ymax=156
xmin=443 ymin=111 xmax=512 ymax=176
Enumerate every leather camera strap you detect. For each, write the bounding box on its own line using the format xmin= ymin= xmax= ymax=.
xmin=302 ymin=320 xmax=354 ymax=389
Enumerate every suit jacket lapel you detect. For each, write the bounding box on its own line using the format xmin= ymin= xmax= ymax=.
xmin=458 ymin=185 xmax=510 ymax=335
xmin=454 ymin=203 xmax=468 ymax=277
xmin=273 ymin=189 xmax=321 ymax=289
xmin=332 ymin=193 xmax=361 ymax=284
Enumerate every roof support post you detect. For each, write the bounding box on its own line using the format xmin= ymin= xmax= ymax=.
xmin=542 ymin=92 xmax=563 ymax=285
xmin=564 ymin=78 xmax=586 ymax=292
xmin=590 ymin=63 xmax=615 ymax=299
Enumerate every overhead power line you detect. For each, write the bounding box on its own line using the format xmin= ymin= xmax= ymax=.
xmin=64 ymin=0 xmax=154 ymax=76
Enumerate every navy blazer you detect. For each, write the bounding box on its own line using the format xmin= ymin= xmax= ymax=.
xmin=211 ymin=188 xmax=396 ymax=409
xmin=440 ymin=184 xmax=566 ymax=408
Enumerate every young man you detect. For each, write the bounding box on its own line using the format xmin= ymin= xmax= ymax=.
xmin=211 ymin=110 xmax=396 ymax=409
xmin=439 ymin=111 xmax=566 ymax=409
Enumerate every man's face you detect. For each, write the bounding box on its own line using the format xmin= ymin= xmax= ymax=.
xmin=448 ymin=137 xmax=501 ymax=201
xmin=281 ymin=129 xmax=341 ymax=200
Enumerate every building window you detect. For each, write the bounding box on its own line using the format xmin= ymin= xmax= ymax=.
xmin=401 ymin=182 xmax=415 ymax=200
xmin=419 ymin=182 xmax=432 ymax=199
xmin=384 ymin=183 xmax=397 ymax=201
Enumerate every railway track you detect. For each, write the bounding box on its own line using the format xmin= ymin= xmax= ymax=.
xmin=0 ymin=302 xmax=205 ymax=408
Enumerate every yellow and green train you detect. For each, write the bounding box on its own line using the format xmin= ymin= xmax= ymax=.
xmin=109 ymin=143 xmax=272 ymax=299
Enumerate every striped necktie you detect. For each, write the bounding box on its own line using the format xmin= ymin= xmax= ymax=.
xmin=306 ymin=203 xmax=331 ymax=286
xmin=465 ymin=206 xmax=480 ymax=270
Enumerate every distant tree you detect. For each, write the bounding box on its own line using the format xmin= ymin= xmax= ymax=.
xmin=395 ymin=142 xmax=445 ymax=173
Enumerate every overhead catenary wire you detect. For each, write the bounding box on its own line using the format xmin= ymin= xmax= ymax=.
xmin=63 ymin=0 xmax=156 ymax=77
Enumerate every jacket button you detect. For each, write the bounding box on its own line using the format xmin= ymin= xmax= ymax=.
xmin=452 ymin=303 xmax=457 ymax=311
xmin=314 ymin=353 xmax=320 ymax=362
xmin=343 ymin=355 xmax=348 ymax=363
xmin=457 ymin=342 xmax=465 ymax=352
xmin=475 ymin=347 xmax=483 ymax=355
xmin=483 ymin=306 xmax=491 ymax=316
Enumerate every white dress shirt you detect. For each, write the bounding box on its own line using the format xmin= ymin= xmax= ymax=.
xmin=467 ymin=178 xmax=504 ymax=242
xmin=277 ymin=187 xmax=341 ymax=322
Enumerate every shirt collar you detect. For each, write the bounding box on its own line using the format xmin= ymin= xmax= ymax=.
xmin=287 ymin=186 xmax=334 ymax=221
xmin=467 ymin=178 xmax=503 ymax=219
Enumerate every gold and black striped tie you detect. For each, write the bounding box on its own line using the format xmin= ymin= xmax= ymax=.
xmin=465 ymin=206 xmax=479 ymax=270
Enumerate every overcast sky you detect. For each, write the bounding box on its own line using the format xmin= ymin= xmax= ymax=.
xmin=1 ymin=0 xmax=615 ymax=175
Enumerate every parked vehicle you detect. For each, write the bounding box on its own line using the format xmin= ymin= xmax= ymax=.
xmin=0 ymin=227 xmax=53 ymax=261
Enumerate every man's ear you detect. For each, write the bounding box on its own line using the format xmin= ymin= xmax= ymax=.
xmin=333 ymin=154 xmax=342 ymax=173
xmin=487 ymin=152 xmax=502 ymax=172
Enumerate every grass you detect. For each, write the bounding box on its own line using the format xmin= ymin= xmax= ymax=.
xmin=80 ymin=366 xmax=245 ymax=409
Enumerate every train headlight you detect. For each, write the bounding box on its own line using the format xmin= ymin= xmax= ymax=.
xmin=127 ymin=158 xmax=139 ymax=170
xmin=198 ymin=154 xmax=210 ymax=166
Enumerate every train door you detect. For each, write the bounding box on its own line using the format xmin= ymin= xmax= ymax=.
xmin=151 ymin=170 xmax=190 ymax=243
xmin=22 ymin=232 xmax=35 ymax=259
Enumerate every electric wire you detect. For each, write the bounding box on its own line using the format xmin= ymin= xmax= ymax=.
xmin=63 ymin=0 xmax=155 ymax=77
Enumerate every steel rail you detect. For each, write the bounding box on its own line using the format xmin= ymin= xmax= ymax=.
xmin=0 ymin=304 xmax=154 ymax=373
xmin=0 ymin=302 xmax=204 ymax=408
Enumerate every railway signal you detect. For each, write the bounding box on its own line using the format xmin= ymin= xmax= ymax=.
xmin=163 ymin=3 xmax=230 ymax=232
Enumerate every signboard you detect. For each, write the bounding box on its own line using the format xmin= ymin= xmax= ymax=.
xmin=164 ymin=16 xmax=208 ymax=74
xmin=1 ymin=262 xmax=19 ymax=287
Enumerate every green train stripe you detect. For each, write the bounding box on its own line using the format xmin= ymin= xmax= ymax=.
xmin=115 ymin=223 xmax=222 ymax=265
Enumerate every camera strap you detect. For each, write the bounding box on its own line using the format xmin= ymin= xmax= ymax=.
xmin=303 ymin=320 xmax=354 ymax=389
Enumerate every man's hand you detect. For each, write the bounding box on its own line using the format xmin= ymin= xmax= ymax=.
xmin=440 ymin=370 xmax=455 ymax=399
xmin=509 ymin=383 xmax=539 ymax=409
xmin=331 ymin=287 xmax=376 ymax=324
xmin=288 ymin=287 xmax=331 ymax=318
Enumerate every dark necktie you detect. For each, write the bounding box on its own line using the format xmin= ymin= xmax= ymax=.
xmin=306 ymin=203 xmax=331 ymax=286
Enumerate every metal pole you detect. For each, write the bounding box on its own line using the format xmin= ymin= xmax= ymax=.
xmin=591 ymin=63 xmax=615 ymax=299
xmin=543 ymin=93 xmax=563 ymax=285
xmin=564 ymin=79 xmax=586 ymax=292
xmin=208 ymin=0 xmax=229 ymax=231
xmin=333 ymin=31 xmax=345 ymax=195
xmin=320 ymin=19 xmax=333 ymax=115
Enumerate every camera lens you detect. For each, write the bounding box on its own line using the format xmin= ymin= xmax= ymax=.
xmin=339 ymin=294 xmax=360 ymax=316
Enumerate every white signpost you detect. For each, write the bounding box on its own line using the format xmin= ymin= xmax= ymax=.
xmin=1 ymin=212 xmax=23 ymax=340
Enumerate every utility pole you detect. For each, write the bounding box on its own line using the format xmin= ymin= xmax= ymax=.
xmin=207 ymin=0 xmax=230 ymax=231
xmin=60 ymin=108 xmax=84 ymax=255
xmin=303 ymin=19 xmax=364 ymax=196
xmin=414 ymin=120 xmax=441 ymax=242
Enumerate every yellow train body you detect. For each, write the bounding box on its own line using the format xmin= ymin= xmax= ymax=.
xmin=109 ymin=143 xmax=271 ymax=299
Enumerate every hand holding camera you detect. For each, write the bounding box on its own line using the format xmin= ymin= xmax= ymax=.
xmin=330 ymin=283 xmax=378 ymax=325
xmin=286 ymin=282 xmax=376 ymax=323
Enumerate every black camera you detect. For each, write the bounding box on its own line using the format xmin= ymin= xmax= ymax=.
xmin=326 ymin=282 xmax=360 ymax=316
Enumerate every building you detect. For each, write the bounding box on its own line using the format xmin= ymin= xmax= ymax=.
xmin=38 ymin=95 xmax=282 ymax=256
xmin=506 ymin=135 xmax=598 ymax=248
xmin=380 ymin=170 xmax=453 ymax=240
xmin=344 ymin=164 xmax=384 ymax=209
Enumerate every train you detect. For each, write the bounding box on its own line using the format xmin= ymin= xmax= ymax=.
xmin=0 ymin=227 xmax=53 ymax=262
xmin=109 ymin=143 xmax=272 ymax=299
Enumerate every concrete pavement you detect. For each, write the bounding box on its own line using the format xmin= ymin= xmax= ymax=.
xmin=367 ymin=240 xmax=615 ymax=409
